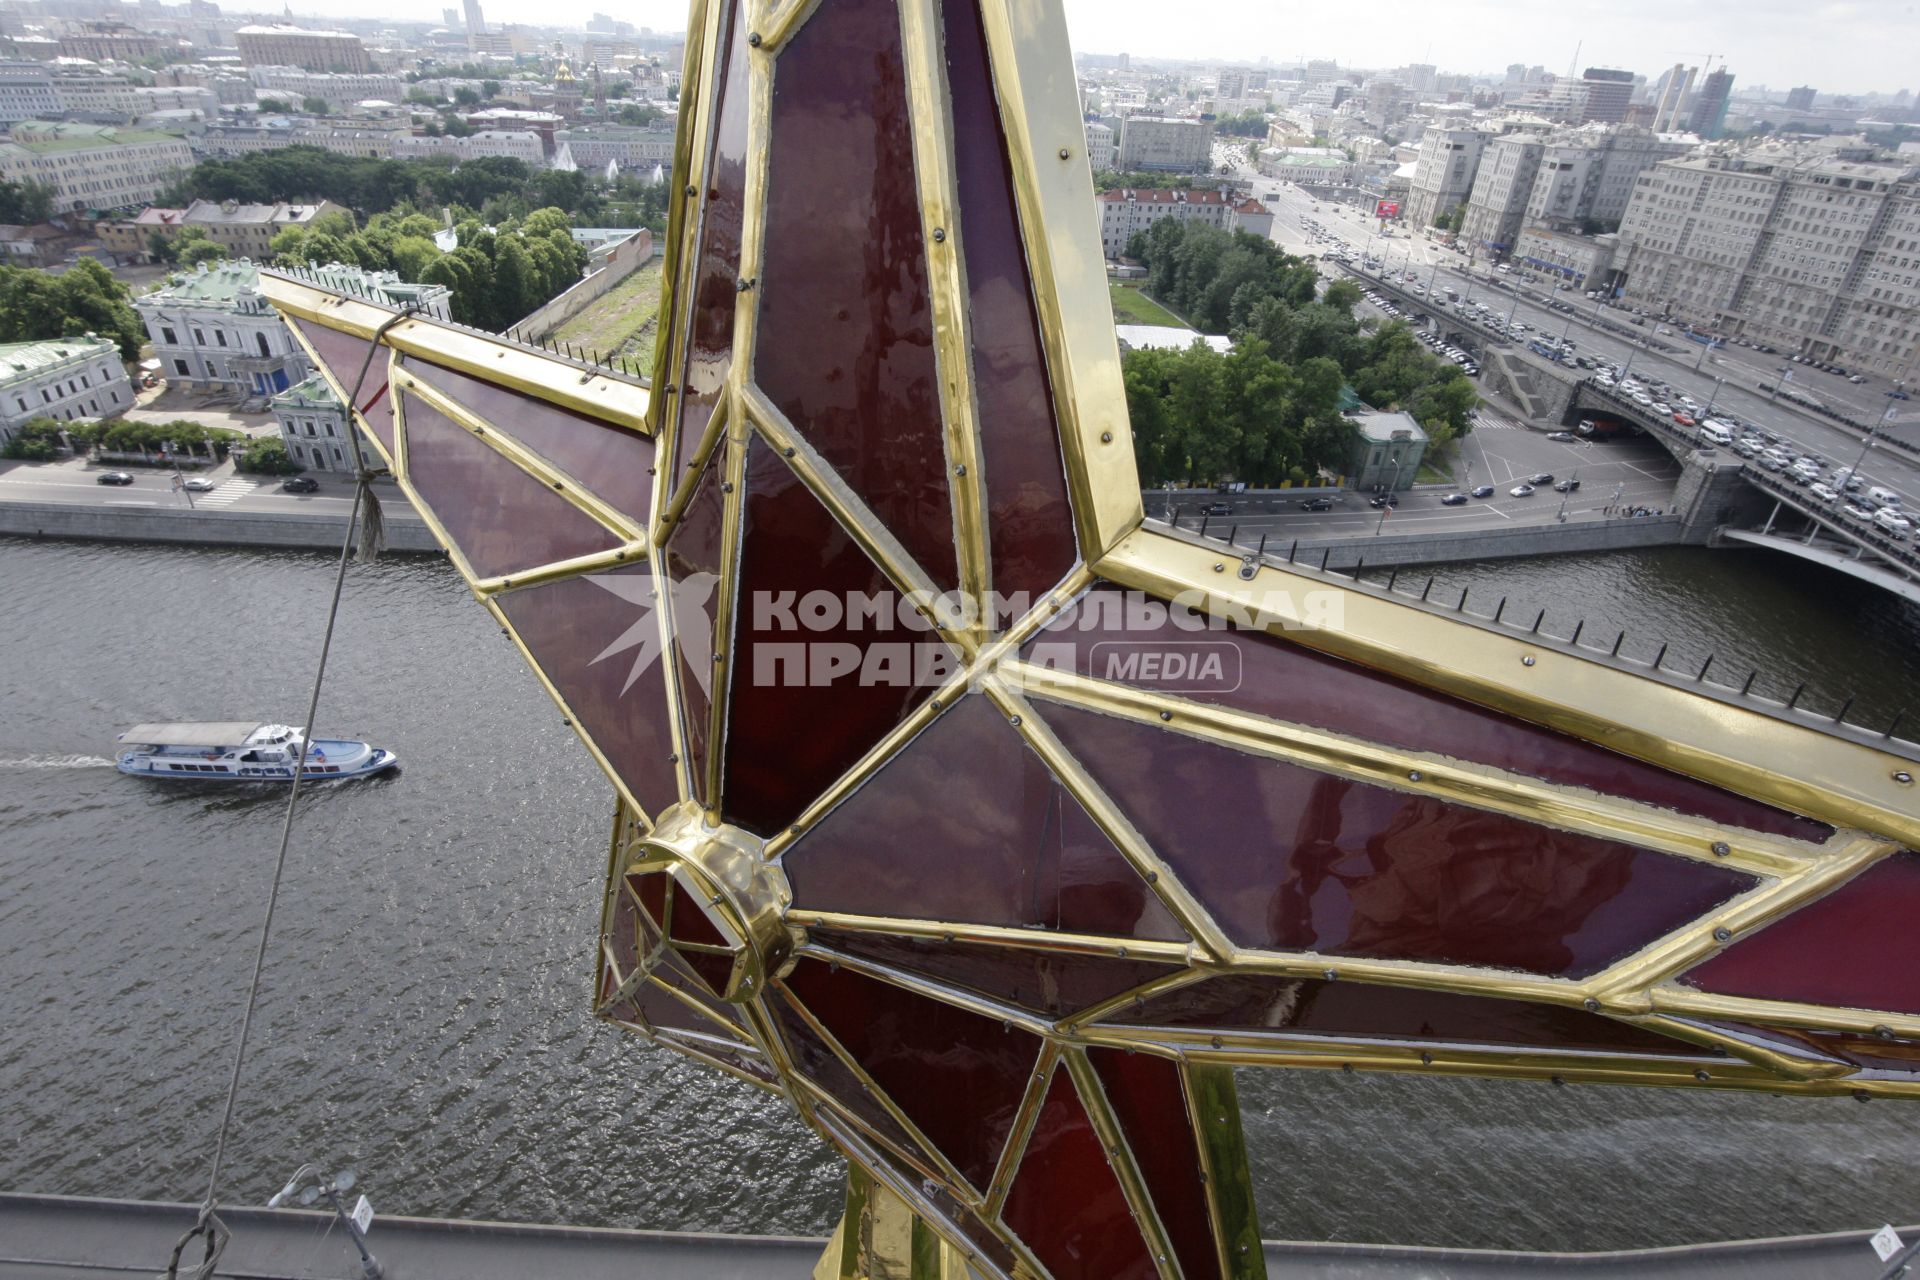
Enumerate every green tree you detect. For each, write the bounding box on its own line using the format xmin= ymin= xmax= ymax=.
xmin=235 ymin=436 xmax=300 ymax=474
xmin=453 ymin=86 xmax=481 ymax=107
xmin=0 ymin=178 xmax=56 ymax=224
xmin=257 ymin=97 xmax=293 ymax=113
xmin=173 ymin=226 xmax=228 ymax=267
xmin=302 ymin=96 xmax=331 ymax=116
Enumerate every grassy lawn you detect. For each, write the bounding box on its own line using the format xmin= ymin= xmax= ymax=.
xmin=548 ymin=260 xmax=663 ymax=364
xmin=1416 ymin=458 xmax=1454 ymax=485
xmin=1108 ymin=282 xmax=1186 ymax=328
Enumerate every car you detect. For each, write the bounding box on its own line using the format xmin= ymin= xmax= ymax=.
xmin=1440 ymin=493 xmax=1469 ymax=506
xmin=1509 ymin=483 xmax=1536 ymax=497
xmin=95 ymin=471 xmax=134 ymax=485
xmin=1849 ymin=374 xmax=1867 ymax=384
xmin=181 ymin=476 xmax=216 ymax=493
xmin=280 ymin=476 xmax=320 ymax=494
xmin=1672 ymin=413 xmax=1696 ymax=427
xmin=1553 ymin=479 xmax=1581 ymax=493
xmin=1875 ymin=509 xmax=1914 ymax=539
xmin=1471 ymin=484 xmax=1496 ymax=499
xmin=1842 ymin=502 xmax=1876 ymax=522
xmin=1298 ymin=496 xmax=1335 ymax=512
xmin=1528 ymin=472 xmax=1554 ymax=485
xmin=1893 ymin=390 xmax=1912 ymax=401
xmin=1810 ymin=483 xmax=1838 ymax=503
xmin=1546 ymin=431 xmax=1576 ymax=442
xmin=1368 ymin=493 xmax=1399 ymax=509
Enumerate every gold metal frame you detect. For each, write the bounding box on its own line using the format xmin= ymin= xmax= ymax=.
xmin=260 ymin=0 xmax=1920 ymax=1273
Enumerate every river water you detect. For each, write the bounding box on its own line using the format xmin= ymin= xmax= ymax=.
xmin=1 ymin=536 xmax=1916 ymax=1252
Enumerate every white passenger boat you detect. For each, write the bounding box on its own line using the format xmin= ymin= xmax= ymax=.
xmin=114 ymin=722 xmax=398 ymax=782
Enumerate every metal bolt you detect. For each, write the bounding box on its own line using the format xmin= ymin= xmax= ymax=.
xmin=685 ymin=185 xmax=696 ymax=198
xmin=1159 ymin=710 xmax=1172 ymax=721
xmin=747 ymin=30 xmax=762 ymax=45
xmin=783 ymin=446 xmax=795 ymax=458
xmin=667 ymin=753 xmax=678 ymax=764
xmin=1855 ymin=1090 xmax=1872 ymax=1103
xmin=1323 ymin=968 xmax=1337 ymax=981
xmin=1713 ymin=926 xmax=1732 ymax=942
xmin=1711 ymin=841 xmax=1731 ymax=857
xmin=1693 ymin=1069 xmax=1711 ymax=1082
xmin=1521 ymin=654 xmax=1537 ymax=666
xmin=1896 ymin=771 xmax=1914 ymax=785
xmin=1210 ymin=1036 xmax=1223 ymax=1049
xmin=1420 ymin=1051 xmax=1433 ymax=1064
xmin=1058 ymin=147 xmax=1071 ymax=160
xmin=1408 ymin=769 xmax=1423 ymax=782
xmin=1551 ymin=1075 xmax=1566 ymax=1088
xmin=1583 ymin=997 xmax=1600 ymax=1012
xmin=931 ymin=227 xmax=946 ymax=242
xmin=954 ymin=464 xmax=967 ymax=476
xmin=1100 ymin=430 xmax=1113 ymax=443
xmin=1009 ymin=715 xmax=1022 ymax=727
xmin=1146 ymin=870 xmax=1158 ymax=883
xmin=1874 ymin=1025 xmax=1896 ymax=1041
xmin=1213 ymin=562 xmax=1225 ymax=573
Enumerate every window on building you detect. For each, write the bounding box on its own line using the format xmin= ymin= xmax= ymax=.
xmin=215 ymin=330 xmax=227 ymax=347
xmin=192 ymin=329 xmax=204 ymax=345
xmin=173 ymin=359 xmax=189 ymax=376
xmin=161 ymin=326 xmax=176 ymax=344
xmin=255 ymin=332 xmax=271 ymax=357
xmin=40 ymin=389 xmax=49 ymax=403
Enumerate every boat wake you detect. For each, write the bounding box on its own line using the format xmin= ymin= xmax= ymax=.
xmin=0 ymin=754 xmax=116 ymax=769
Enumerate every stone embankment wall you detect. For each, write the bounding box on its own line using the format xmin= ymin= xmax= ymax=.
xmin=0 ymin=500 xmax=444 ymax=554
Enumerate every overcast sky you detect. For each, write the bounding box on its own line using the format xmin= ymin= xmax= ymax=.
xmin=324 ymin=0 xmax=1917 ymax=97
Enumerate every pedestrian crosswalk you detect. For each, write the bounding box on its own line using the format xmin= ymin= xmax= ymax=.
xmin=1471 ymin=411 xmax=1526 ymax=431
xmin=195 ymin=478 xmax=257 ymax=508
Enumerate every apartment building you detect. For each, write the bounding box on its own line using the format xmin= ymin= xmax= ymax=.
xmin=1096 ymin=187 xmax=1271 ymax=258
xmin=0 ymin=336 xmax=130 ymax=439
xmin=1460 ymin=125 xmax=1693 ymax=258
xmin=193 ymin=119 xmax=409 ymax=160
xmin=136 ymin=260 xmax=311 ymax=398
xmin=1116 ymin=115 xmax=1214 ymax=174
xmin=248 ymin=65 xmax=405 ymax=111
xmin=1615 ymin=148 xmax=1920 ymax=376
xmin=1085 ymin=119 xmax=1115 ymax=172
xmin=174 ymin=199 xmax=347 ymax=258
xmin=392 ymin=129 xmax=544 ymax=165
xmin=57 ymin=23 xmax=164 ymax=62
xmin=0 ymin=123 xmax=194 ymax=214
xmin=551 ymin=122 xmax=674 ymax=168
xmin=233 ymin=25 xmax=371 ymax=74
xmin=1405 ymin=124 xmax=1490 ymax=226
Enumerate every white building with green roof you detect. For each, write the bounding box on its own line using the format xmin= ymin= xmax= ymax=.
xmin=0 ymin=335 xmax=130 ymax=442
xmin=271 ymin=374 xmax=378 ymax=474
xmin=0 ymin=122 xmax=194 ymax=214
xmin=135 ymin=259 xmax=309 ymax=400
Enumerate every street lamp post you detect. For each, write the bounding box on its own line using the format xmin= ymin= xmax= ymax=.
xmin=1768 ymin=365 xmax=1790 ymax=400
xmin=1841 ymin=398 xmax=1897 ymax=489
xmin=1374 ymin=453 xmax=1405 ymax=535
xmin=1701 ymin=375 xmax=1726 ymax=421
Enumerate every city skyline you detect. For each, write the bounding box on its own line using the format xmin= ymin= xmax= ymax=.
xmin=282 ymin=0 xmax=1916 ymax=97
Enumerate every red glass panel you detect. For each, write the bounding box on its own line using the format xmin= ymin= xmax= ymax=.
xmin=1025 ymin=587 xmax=1830 ymax=842
xmin=292 ymin=317 xmax=393 ymax=454
xmin=623 ymin=976 xmax=721 ymax=1038
xmin=494 ymin=565 xmax=679 ymax=817
xmin=628 ymin=869 xmax=668 ymax=931
xmin=405 ymin=358 xmax=654 ymax=523
xmin=754 ymin=0 xmax=957 ymax=589
xmin=678 ymin=947 xmax=739 ymax=998
xmin=938 ymin=0 xmax=1077 ymax=609
xmin=1042 ymin=701 xmax=1757 ymax=978
xmin=1102 ymin=973 xmax=1699 ymax=1056
xmin=670 ymin=4 xmax=748 ymax=485
xmin=766 ymin=990 xmax=944 ymax=1169
xmin=1680 ymin=851 xmax=1920 ymax=1015
xmin=650 ymin=936 xmax=750 ymax=1031
xmin=784 ymin=693 xmax=1185 ymax=940
xmin=1087 ymin=1049 xmax=1218 ymax=1280
xmin=721 ymin=438 xmax=941 ymax=836
xmin=606 ymin=878 xmax=640 ymax=987
xmin=806 ymin=928 xmax=1182 ymax=1019
xmin=781 ymin=956 xmax=1037 ymax=1192
xmin=1001 ymin=1064 xmax=1156 ymax=1280
xmin=663 ymin=451 xmax=728 ymax=806
xmin=401 ymin=392 xmax=618 ymax=578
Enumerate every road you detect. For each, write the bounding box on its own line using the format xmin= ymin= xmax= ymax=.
xmin=1154 ymin=430 xmax=1681 ymax=539
xmin=1240 ymin=175 xmax=1920 ymax=513
xmin=0 ymin=459 xmax=415 ymax=520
